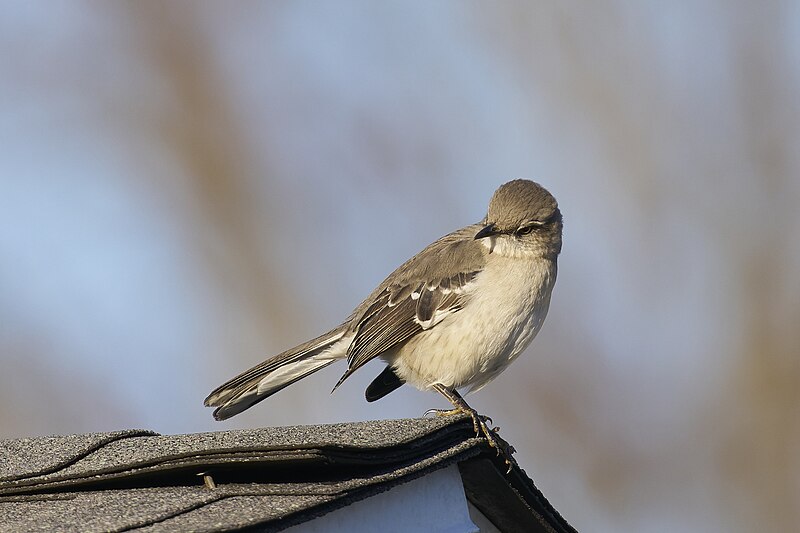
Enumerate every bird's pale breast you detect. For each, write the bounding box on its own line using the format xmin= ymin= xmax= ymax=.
xmin=391 ymin=253 xmax=556 ymax=393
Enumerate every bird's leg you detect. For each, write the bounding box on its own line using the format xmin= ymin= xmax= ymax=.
xmin=428 ymin=385 xmax=490 ymax=432
xmin=430 ymin=384 xmax=517 ymax=473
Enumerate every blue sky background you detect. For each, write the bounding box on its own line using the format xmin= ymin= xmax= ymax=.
xmin=1 ymin=3 xmax=798 ymax=531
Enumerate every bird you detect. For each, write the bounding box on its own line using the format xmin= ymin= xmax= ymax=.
xmin=205 ymin=179 xmax=562 ymax=466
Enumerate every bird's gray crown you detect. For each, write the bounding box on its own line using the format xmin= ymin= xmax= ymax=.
xmin=486 ymin=179 xmax=558 ymax=230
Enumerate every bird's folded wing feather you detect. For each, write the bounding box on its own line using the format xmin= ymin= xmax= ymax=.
xmin=334 ymin=224 xmax=486 ymax=388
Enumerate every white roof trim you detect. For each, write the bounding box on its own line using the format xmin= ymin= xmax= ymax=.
xmin=283 ymin=464 xmax=478 ymax=533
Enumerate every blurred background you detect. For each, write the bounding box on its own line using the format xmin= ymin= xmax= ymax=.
xmin=1 ymin=2 xmax=798 ymax=531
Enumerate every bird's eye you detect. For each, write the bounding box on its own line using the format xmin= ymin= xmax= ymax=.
xmin=516 ymin=225 xmax=536 ymax=236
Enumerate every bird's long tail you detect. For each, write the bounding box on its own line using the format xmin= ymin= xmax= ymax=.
xmin=204 ymin=326 xmax=348 ymax=420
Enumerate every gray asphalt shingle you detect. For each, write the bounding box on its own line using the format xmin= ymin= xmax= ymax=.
xmin=0 ymin=416 xmax=575 ymax=532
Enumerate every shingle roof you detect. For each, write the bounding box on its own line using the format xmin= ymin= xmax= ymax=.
xmin=0 ymin=416 xmax=575 ymax=532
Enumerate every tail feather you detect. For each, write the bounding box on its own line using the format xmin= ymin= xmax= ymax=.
xmin=205 ymin=326 xmax=348 ymax=420
xmin=211 ymin=358 xmax=337 ymax=420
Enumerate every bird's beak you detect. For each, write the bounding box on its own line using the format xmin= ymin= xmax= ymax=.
xmin=474 ymin=223 xmax=500 ymax=240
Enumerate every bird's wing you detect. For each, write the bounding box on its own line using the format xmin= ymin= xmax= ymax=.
xmin=333 ymin=224 xmax=486 ymax=389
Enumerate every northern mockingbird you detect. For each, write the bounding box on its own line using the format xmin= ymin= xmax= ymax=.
xmin=205 ymin=179 xmax=562 ymax=466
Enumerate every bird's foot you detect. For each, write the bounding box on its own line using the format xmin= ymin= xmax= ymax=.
xmin=460 ymin=407 xmax=518 ymax=474
xmin=425 ymin=405 xmax=516 ymax=473
xmin=424 ymin=407 xmax=493 ymax=430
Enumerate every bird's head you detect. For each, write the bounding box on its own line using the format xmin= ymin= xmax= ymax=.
xmin=475 ymin=179 xmax=562 ymax=258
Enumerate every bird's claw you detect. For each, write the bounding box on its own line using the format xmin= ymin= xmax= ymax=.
xmin=428 ymin=385 xmax=517 ymax=474
xmin=458 ymin=408 xmax=517 ymax=473
xmin=424 ymin=407 xmax=461 ymax=418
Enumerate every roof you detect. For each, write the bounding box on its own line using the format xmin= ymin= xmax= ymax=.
xmin=0 ymin=416 xmax=575 ymax=532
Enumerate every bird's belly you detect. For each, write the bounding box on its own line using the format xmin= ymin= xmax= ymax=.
xmin=391 ymin=258 xmax=555 ymax=393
